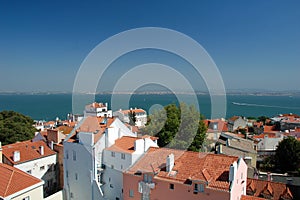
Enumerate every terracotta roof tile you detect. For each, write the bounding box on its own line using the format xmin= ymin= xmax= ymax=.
xmin=120 ymin=109 xmax=146 ymax=114
xmin=241 ymin=195 xmax=266 ymax=200
xmin=0 ymin=163 xmax=42 ymax=197
xmin=67 ymin=116 xmax=115 ymax=143
xmin=105 ymin=136 xmax=138 ymax=153
xmin=246 ymin=178 xmax=293 ymax=200
xmin=127 ymin=148 xmax=238 ymax=191
xmin=2 ymin=140 xmax=56 ymax=165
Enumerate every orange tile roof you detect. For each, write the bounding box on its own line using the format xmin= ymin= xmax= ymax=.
xmin=105 ymin=136 xmax=138 ymax=153
xmin=2 ymin=140 xmax=56 ymax=165
xmin=0 ymin=163 xmax=42 ymax=197
xmin=56 ymin=126 xmax=73 ymax=135
xmin=229 ymin=116 xmax=240 ymax=122
xmin=106 ymin=135 xmax=158 ymax=153
xmin=127 ymin=148 xmax=238 ymax=191
xmin=205 ymin=119 xmax=228 ymax=132
xmin=241 ymin=195 xmax=266 ymax=200
xmin=253 ymin=132 xmax=281 ymax=139
xmin=246 ymin=178 xmax=293 ymax=200
xmin=67 ymin=116 xmax=115 ymax=144
xmin=120 ymin=109 xmax=146 ymax=114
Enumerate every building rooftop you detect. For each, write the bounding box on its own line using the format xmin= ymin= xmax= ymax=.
xmin=105 ymin=135 xmax=158 ymax=154
xmin=118 ymin=108 xmax=146 ymax=114
xmin=127 ymin=148 xmax=239 ymax=191
xmin=246 ymin=178 xmax=293 ymax=200
xmin=105 ymin=136 xmax=139 ymax=153
xmin=218 ymin=132 xmax=256 ymax=154
xmin=2 ymin=140 xmax=56 ymax=165
xmin=240 ymin=195 xmax=266 ymax=200
xmin=0 ymin=163 xmax=43 ymax=198
xmin=67 ymin=116 xmax=115 ymax=144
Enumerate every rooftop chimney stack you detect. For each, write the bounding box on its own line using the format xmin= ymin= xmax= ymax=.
xmin=13 ymin=151 xmax=20 ymax=162
xmin=39 ymin=145 xmax=44 ymax=155
xmin=166 ymin=154 xmax=174 ymax=172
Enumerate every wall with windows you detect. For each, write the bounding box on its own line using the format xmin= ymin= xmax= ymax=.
xmin=13 ymin=154 xmax=57 ymax=197
xmin=64 ymin=141 xmax=95 ymax=200
xmin=123 ymin=173 xmax=231 ymax=200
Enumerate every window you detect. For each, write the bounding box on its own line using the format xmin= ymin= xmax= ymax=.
xmin=129 ymin=189 xmax=134 ymax=197
xmin=111 ymin=151 xmax=115 ymax=157
xmin=121 ymin=153 xmax=125 ymax=159
xmin=111 ymin=165 xmax=114 ymax=169
xmin=121 ymin=165 xmax=123 ymax=169
xmin=199 ymin=184 xmax=204 ymax=192
xmin=73 ymin=150 xmax=76 ymax=161
xmin=75 ymin=173 xmax=78 ymax=180
xmin=22 ymin=196 xmax=30 ymax=200
xmin=66 ymin=170 xmax=68 ymax=178
xmin=70 ymin=192 xmax=73 ymax=198
xmin=169 ymin=183 xmax=174 ymax=190
xmin=26 ymin=170 xmax=32 ymax=174
xmin=40 ymin=166 xmax=45 ymax=170
xmin=194 ymin=183 xmax=198 ymax=192
xmin=66 ymin=150 xmax=69 ymax=159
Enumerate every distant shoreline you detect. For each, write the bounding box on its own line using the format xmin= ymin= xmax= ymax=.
xmin=0 ymin=91 xmax=300 ymax=96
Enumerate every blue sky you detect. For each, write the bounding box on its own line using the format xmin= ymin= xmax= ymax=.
xmin=0 ymin=0 xmax=299 ymax=92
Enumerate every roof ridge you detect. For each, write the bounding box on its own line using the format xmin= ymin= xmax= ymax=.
xmin=4 ymin=168 xmax=14 ymax=197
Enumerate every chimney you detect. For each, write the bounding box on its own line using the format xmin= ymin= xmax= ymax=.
xmin=39 ymin=146 xmax=44 ymax=155
xmin=244 ymin=156 xmax=252 ymax=167
xmin=267 ymin=172 xmax=272 ymax=181
xmin=166 ymin=154 xmax=174 ymax=172
xmin=13 ymin=151 xmax=20 ymax=162
xmin=0 ymin=142 xmax=2 ymax=163
xmin=49 ymin=141 xmax=54 ymax=150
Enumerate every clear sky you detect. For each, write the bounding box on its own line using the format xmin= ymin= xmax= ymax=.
xmin=0 ymin=0 xmax=299 ymax=92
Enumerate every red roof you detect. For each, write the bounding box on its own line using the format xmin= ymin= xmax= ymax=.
xmin=105 ymin=136 xmax=139 ymax=153
xmin=127 ymin=148 xmax=238 ymax=191
xmin=241 ymin=195 xmax=266 ymax=200
xmin=67 ymin=116 xmax=115 ymax=143
xmin=0 ymin=163 xmax=42 ymax=197
xmin=2 ymin=140 xmax=56 ymax=165
xmin=120 ymin=109 xmax=146 ymax=114
xmin=246 ymin=178 xmax=293 ymax=200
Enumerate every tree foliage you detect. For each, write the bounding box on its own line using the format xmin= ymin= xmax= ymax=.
xmin=143 ymin=103 xmax=207 ymax=151
xmin=274 ymin=137 xmax=300 ymax=172
xmin=128 ymin=110 xmax=136 ymax=126
xmin=0 ymin=110 xmax=37 ymax=145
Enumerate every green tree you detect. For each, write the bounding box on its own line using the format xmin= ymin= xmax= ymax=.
xmin=143 ymin=103 xmax=207 ymax=151
xmin=128 ymin=110 xmax=136 ymax=126
xmin=274 ymin=137 xmax=300 ymax=172
xmin=257 ymin=116 xmax=269 ymax=125
xmin=0 ymin=110 xmax=37 ymax=145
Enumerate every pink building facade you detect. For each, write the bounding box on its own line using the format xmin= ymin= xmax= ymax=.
xmin=123 ymin=148 xmax=248 ymax=200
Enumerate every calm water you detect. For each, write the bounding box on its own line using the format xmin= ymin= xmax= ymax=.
xmin=0 ymin=94 xmax=300 ymax=120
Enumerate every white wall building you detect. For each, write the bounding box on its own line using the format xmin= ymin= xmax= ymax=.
xmin=102 ymin=136 xmax=158 ymax=200
xmin=63 ymin=116 xmax=138 ymax=200
xmin=113 ymin=108 xmax=147 ymax=128
xmin=2 ymin=140 xmax=57 ymax=197
xmin=84 ymin=102 xmax=112 ymax=118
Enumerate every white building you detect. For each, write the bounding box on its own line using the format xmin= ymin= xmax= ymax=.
xmin=102 ymin=135 xmax=158 ymax=200
xmin=2 ymin=140 xmax=57 ymax=197
xmin=0 ymin=163 xmax=44 ymax=200
xmin=63 ymin=116 xmax=138 ymax=200
xmin=113 ymin=108 xmax=147 ymax=128
xmin=84 ymin=102 xmax=112 ymax=118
